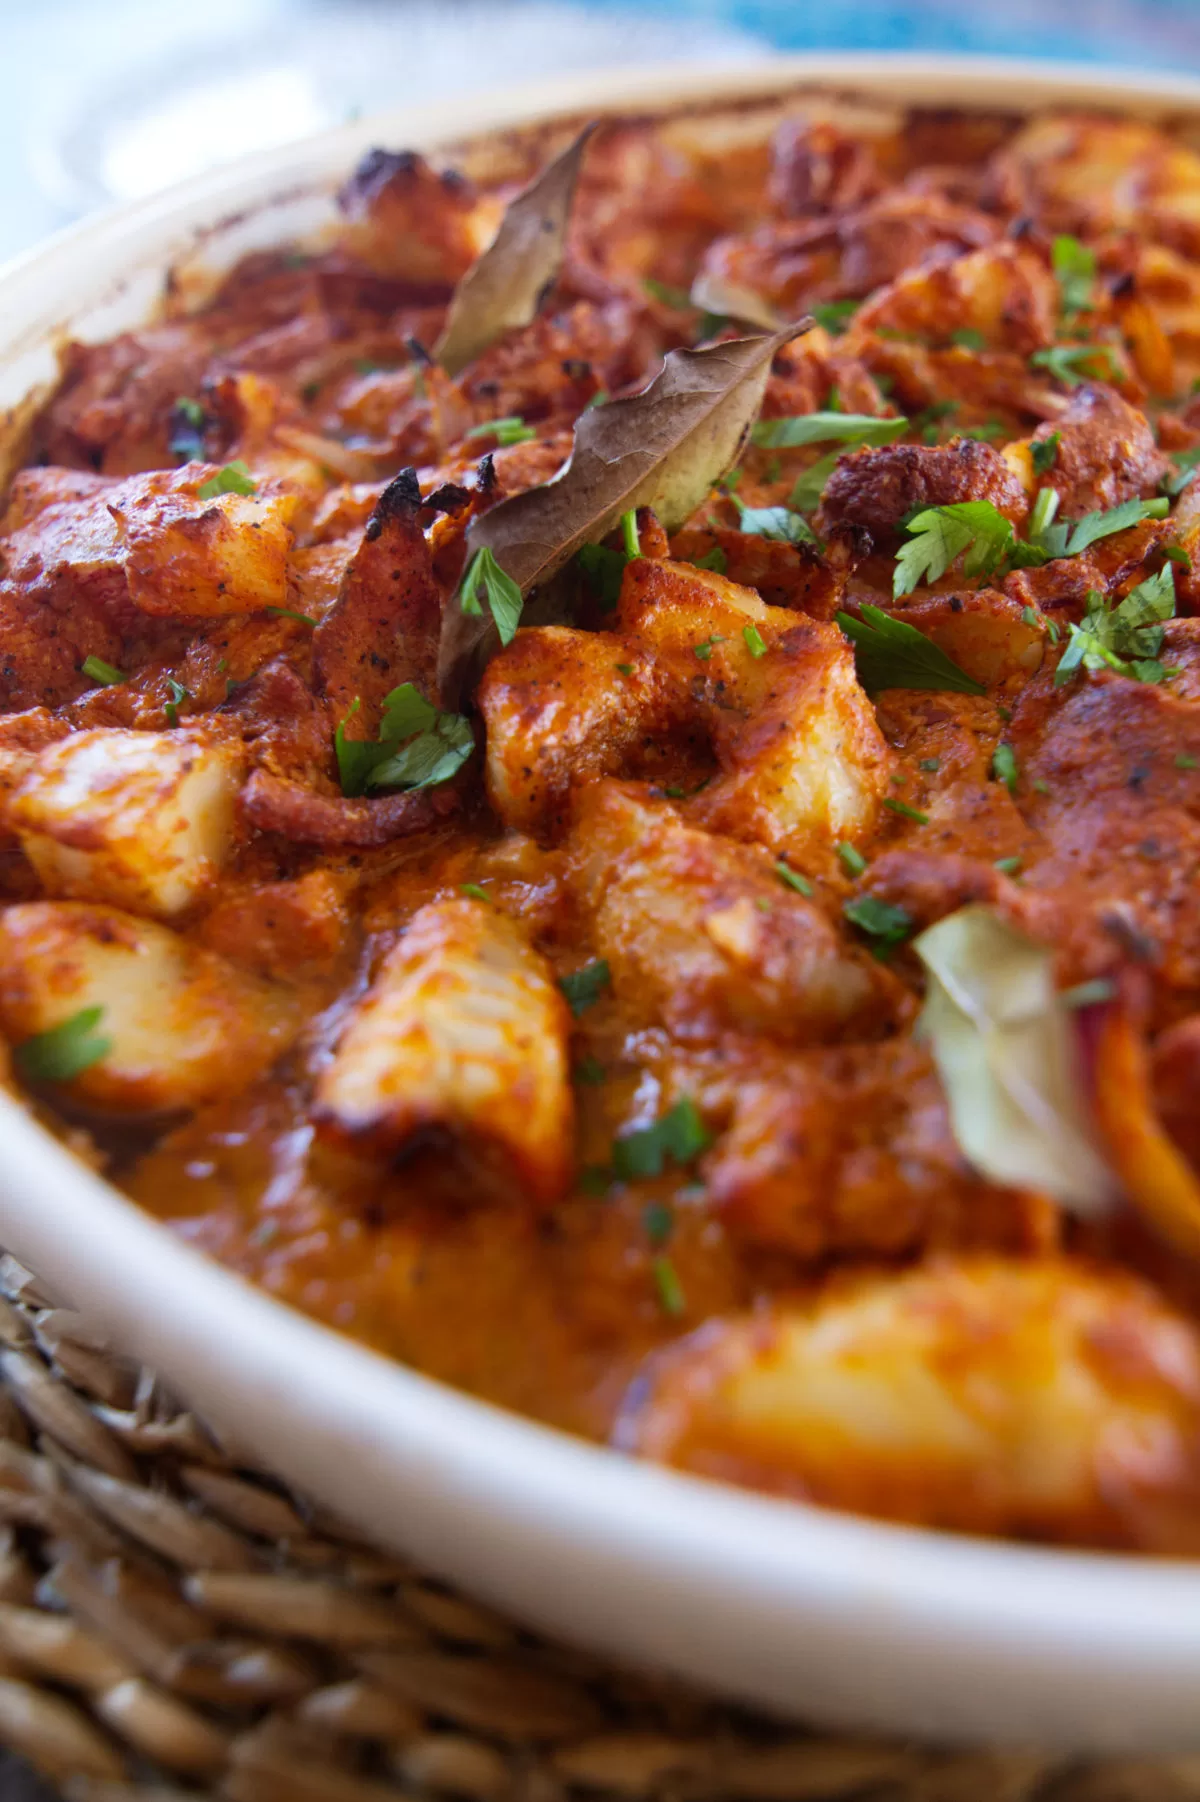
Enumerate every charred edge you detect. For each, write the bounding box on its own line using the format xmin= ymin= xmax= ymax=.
xmin=475 ymin=453 xmax=498 ymax=500
xmin=422 ymin=482 xmax=474 ymax=519
xmin=364 ymin=467 xmax=423 ymax=540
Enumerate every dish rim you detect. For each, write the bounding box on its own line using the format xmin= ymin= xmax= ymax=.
xmin=6 ymin=51 xmax=1200 ymax=1749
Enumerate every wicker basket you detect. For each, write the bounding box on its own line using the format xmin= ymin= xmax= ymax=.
xmin=0 ymin=1250 xmax=1195 ymax=1801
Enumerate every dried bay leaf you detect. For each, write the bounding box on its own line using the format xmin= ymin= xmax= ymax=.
xmin=438 ymin=322 xmax=809 ymax=702
xmin=914 ymin=905 xmax=1118 ymax=1213
xmin=434 ymin=123 xmax=598 ymax=377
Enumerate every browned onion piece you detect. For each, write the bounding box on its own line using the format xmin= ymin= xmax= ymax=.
xmin=239 ymin=768 xmax=457 ymax=848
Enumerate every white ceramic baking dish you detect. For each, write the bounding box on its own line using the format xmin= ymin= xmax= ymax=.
xmin=5 ymin=55 xmax=1200 ymax=1755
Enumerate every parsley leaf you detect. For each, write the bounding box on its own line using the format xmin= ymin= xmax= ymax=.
xmin=335 ymin=683 xmax=474 ymax=796
xmin=1063 ymin=496 xmax=1169 ymax=556
xmin=1052 ymin=235 xmax=1096 ymax=316
xmin=643 ymin=276 xmax=695 ymax=310
xmin=751 ymin=411 xmax=908 ymax=450
xmin=1030 ymin=343 xmax=1122 ymax=388
xmin=577 ymin=542 xmax=627 ymax=610
xmin=893 ymin=500 xmax=1015 ymax=598
xmin=652 ymin=1257 xmax=686 ymax=1317
xmin=559 ymin=959 xmax=611 ymax=1017
xmin=810 ymin=299 xmax=858 ymax=334
xmin=1031 ymin=431 xmax=1061 ymax=476
xmin=735 ymin=502 xmax=817 ymax=545
xmin=693 ymin=634 xmax=726 ymax=661
xmin=743 ymin=623 xmax=768 ymax=658
xmin=461 ymin=883 xmax=490 ymax=901
xmin=458 ymin=546 xmax=523 ymax=645
xmin=788 ymin=449 xmax=841 ymax=514
xmin=837 ymin=604 xmax=985 ymax=697
xmin=837 ymin=842 xmax=868 ymax=877
xmin=612 ymin=1097 xmax=711 ymax=1181
xmin=689 ymin=547 xmax=727 ymax=574
xmin=992 ymin=742 xmax=1019 ymax=793
xmin=15 ymin=1007 xmax=111 ymax=1084
xmin=950 ymin=328 xmax=988 ymax=351
xmin=883 ymin=795 xmax=930 ymax=824
xmin=466 ymin=415 xmax=538 ymax=446
xmin=775 ymin=860 xmax=813 ymax=895
xmin=643 ymin=1201 xmax=674 ymax=1245
xmin=1054 ymin=566 xmax=1178 ymax=688
xmin=1164 ymin=445 xmax=1200 ymax=498
xmin=843 ymin=896 xmax=913 ymax=948
xmin=197 ymin=459 xmax=256 ymax=500
xmin=164 ymin=676 xmax=191 ymax=728
xmin=80 ymin=655 xmax=126 ymax=687
xmin=169 ymin=396 xmax=207 ymax=463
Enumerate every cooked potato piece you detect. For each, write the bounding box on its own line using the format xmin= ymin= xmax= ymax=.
xmin=993 ymin=114 xmax=1200 ymax=254
xmin=847 ymin=243 xmax=1057 ymax=355
xmin=0 ymin=903 xmax=296 ymax=1113
xmin=884 ymin=591 xmax=1044 ymax=692
xmin=568 ymin=781 xmax=892 ymax=1045
xmin=335 ymin=147 xmax=501 ymax=285
xmin=620 ymin=1258 xmax=1200 ymax=1549
xmin=478 ymin=628 xmax=683 ymax=838
xmin=113 ymin=467 xmax=300 ymax=618
xmin=314 ymin=898 xmax=573 ymax=1203
xmin=10 ymin=731 xmax=242 ymax=920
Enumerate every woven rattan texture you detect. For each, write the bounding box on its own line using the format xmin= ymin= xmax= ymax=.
xmin=0 ymin=1250 xmax=1194 ymax=1802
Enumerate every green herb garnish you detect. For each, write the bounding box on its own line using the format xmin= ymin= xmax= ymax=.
xmin=163 ymin=676 xmax=191 ymax=728
xmin=80 ymin=655 xmax=126 ymax=687
xmin=837 ymin=604 xmax=985 ymax=697
xmin=837 ymin=842 xmax=867 ymax=878
xmin=652 ymin=1257 xmax=686 ymax=1317
xmin=335 ymin=684 xmax=474 ymax=797
xmin=1052 ymin=235 xmax=1096 ymax=317
xmin=751 ymin=412 xmax=908 ymax=451
xmin=1054 ymin=567 xmax=1179 ymax=688
xmin=811 ymin=299 xmax=858 ymax=334
xmin=1030 ymin=343 xmax=1122 ymax=388
xmin=612 ymin=1097 xmax=711 ymax=1182
xmin=843 ymin=896 xmax=913 ymax=949
xmin=689 ymin=547 xmax=727 ymax=574
xmin=197 ymin=459 xmax=256 ymax=500
xmin=775 ymin=860 xmax=813 ymax=896
xmin=643 ymin=1200 xmax=674 ymax=1245
xmin=893 ymin=500 xmax=1016 ymax=597
xmin=1031 ymin=432 xmax=1061 ymax=476
xmin=994 ymin=855 xmax=1023 ymax=875
xmin=578 ymin=543 xmax=627 ymax=611
xmin=743 ymin=623 xmax=768 ymax=658
xmin=950 ymin=328 xmax=988 ymax=351
xmin=735 ymin=501 xmax=817 ymax=545
xmin=266 ymin=606 xmax=317 ymax=626
xmin=15 ymin=1008 xmax=111 ymax=1084
xmin=883 ymin=796 xmax=930 ymax=824
xmin=992 ymin=743 xmax=1019 ymax=793
xmin=458 ymin=546 xmax=523 ymax=645
xmin=559 ymin=959 xmax=611 ymax=1017
xmin=466 ymin=416 xmax=538 ymax=446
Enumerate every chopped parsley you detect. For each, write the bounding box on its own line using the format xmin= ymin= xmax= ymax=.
xmin=559 ymin=959 xmax=611 ymax=1017
xmin=168 ymin=396 xmax=207 ymax=462
xmin=1060 ymin=495 xmax=1168 ymax=556
xmin=1176 ymin=752 xmax=1199 ymax=770
xmin=197 ymin=459 xmax=256 ymax=500
xmin=734 ymin=501 xmax=817 ymax=545
xmin=643 ymin=1201 xmax=674 ymax=1245
xmin=1030 ymin=343 xmax=1122 ymax=388
xmin=837 ymin=842 xmax=868 ymax=878
xmin=1163 ymin=445 xmax=1200 ymax=498
xmin=919 ymin=757 xmax=940 ymax=772
xmin=1052 ymin=235 xmax=1096 ymax=317
xmin=893 ymin=500 xmax=1016 ymax=596
xmin=1031 ymin=431 xmax=1061 ymax=476
xmin=994 ymin=855 xmax=1023 ymax=875
xmin=843 ymin=896 xmax=913 ymax=950
xmin=80 ymin=655 xmax=126 ymax=686
xmin=949 ymin=328 xmax=988 ymax=351
xmin=775 ymin=860 xmax=813 ymax=896
xmin=335 ymin=683 xmax=474 ymax=796
xmin=266 ymin=606 xmax=317 ymax=626
xmin=578 ymin=542 xmax=627 ymax=610
xmin=788 ymin=450 xmax=841 ymax=514
xmin=810 ymin=299 xmax=859 ymax=334
xmin=579 ymin=1167 xmax=612 ymax=1198
xmin=693 ymin=634 xmax=726 ymax=661
xmin=883 ymin=796 xmax=929 ymax=824
xmin=614 ymin=662 xmax=634 ymax=676
xmin=612 ymin=1097 xmax=712 ymax=1182
xmin=992 ymin=743 xmax=1019 ymax=794
xmin=652 ymin=1257 xmax=686 ymax=1317
xmin=466 ymin=416 xmax=537 ymax=446
xmin=689 ymin=547 xmax=728 ymax=574
xmin=1164 ymin=544 xmax=1193 ymax=570
xmin=837 ymin=604 xmax=985 ymax=697
xmin=15 ymin=1008 xmax=111 ymax=1084
xmin=743 ymin=623 xmax=768 ymax=658
xmin=163 ymin=676 xmax=191 ymax=728
xmin=621 ymin=510 xmax=641 ymax=560
xmin=460 ymin=883 xmax=490 ymax=901
xmin=458 ymin=546 xmax=523 ymax=644
xmin=643 ymin=276 xmax=694 ymax=310
xmin=1054 ymin=567 xmax=1179 ymax=688
xmin=751 ymin=412 xmax=908 ymax=451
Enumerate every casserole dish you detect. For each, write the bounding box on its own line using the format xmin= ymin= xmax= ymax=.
xmin=5 ymin=55 xmax=1200 ymax=1752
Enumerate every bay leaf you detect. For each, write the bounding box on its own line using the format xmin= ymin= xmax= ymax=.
xmin=438 ymin=322 xmax=809 ymax=703
xmin=689 ymin=268 xmax=783 ymax=332
xmin=434 ymin=123 xmax=597 ymax=378
xmin=914 ymin=905 xmax=1118 ymax=1213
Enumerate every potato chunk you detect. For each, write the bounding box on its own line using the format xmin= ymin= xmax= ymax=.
xmin=314 ymin=899 xmax=573 ymax=1203
xmin=11 ymin=731 xmax=242 ymax=920
xmin=0 ymin=903 xmax=296 ymax=1113
xmin=568 ymin=782 xmax=893 ymax=1045
xmin=620 ymin=1258 xmax=1200 ymax=1550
